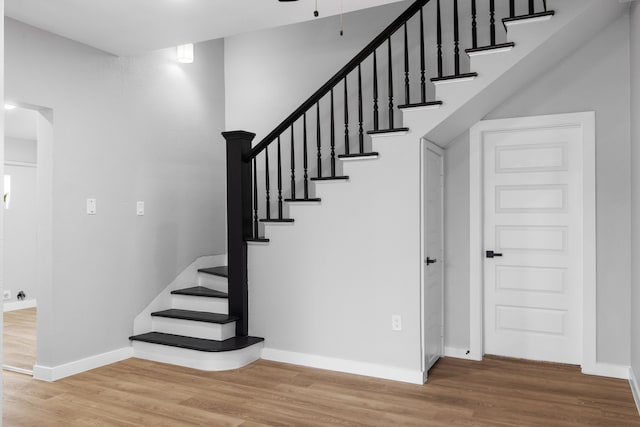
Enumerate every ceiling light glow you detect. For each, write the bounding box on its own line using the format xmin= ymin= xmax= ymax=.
xmin=4 ymin=104 xmax=16 ymax=110
xmin=177 ymin=44 xmax=194 ymax=63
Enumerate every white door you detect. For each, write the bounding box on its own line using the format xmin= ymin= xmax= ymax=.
xmin=484 ymin=126 xmax=583 ymax=364
xmin=424 ymin=142 xmax=444 ymax=372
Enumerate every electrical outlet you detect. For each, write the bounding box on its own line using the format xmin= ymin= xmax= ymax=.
xmin=3 ymin=290 xmax=11 ymax=300
xmin=391 ymin=315 xmax=402 ymax=331
xmin=86 ymin=198 xmax=97 ymax=215
xmin=136 ymin=201 xmax=145 ymax=216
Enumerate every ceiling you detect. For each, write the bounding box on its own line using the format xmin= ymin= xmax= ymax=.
xmin=4 ymin=0 xmax=407 ymax=56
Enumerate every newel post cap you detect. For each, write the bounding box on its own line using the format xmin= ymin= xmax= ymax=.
xmin=222 ymin=130 xmax=256 ymax=142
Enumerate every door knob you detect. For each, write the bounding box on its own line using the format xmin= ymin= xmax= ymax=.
xmin=425 ymin=257 xmax=437 ymax=265
xmin=486 ymin=250 xmax=503 ymax=258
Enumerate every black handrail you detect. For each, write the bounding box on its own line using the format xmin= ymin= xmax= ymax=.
xmin=244 ymin=0 xmax=431 ymax=162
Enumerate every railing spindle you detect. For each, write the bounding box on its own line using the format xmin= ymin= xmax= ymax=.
xmin=277 ymin=136 xmax=283 ymax=219
xmin=510 ymin=0 xmax=515 ymax=17
xmin=419 ymin=7 xmax=426 ymax=103
xmin=471 ymin=0 xmax=478 ymax=49
xmin=404 ymin=23 xmax=410 ymax=105
xmin=437 ymin=0 xmax=443 ymax=78
xmin=529 ymin=0 xmax=535 ymax=15
xmin=253 ymin=158 xmax=258 ymax=238
xmin=265 ymin=145 xmax=271 ymax=220
xmin=303 ymin=112 xmax=309 ymax=199
xmin=454 ymin=0 xmax=460 ymax=75
xmin=344 ymin=76 xmax=350 ymax=155
xmin=373 ymin=50 xmax=380 ymax=131
xmin=358 ymin=64 xmax=364 ymax=153
xmin=387 ymin=37 xmax=394 ymax=129
xmin=290 ymin=124 xmax=296 ymax=199
xmin=316 ymin=102 xmax=322 ymax=178
xmin=490 ymin=0 xmax=496 ymax=46
xmin=543 ymin=0 xmax=547 ymax=12
xmin=330 ymin=89 xmax=336 ymax=177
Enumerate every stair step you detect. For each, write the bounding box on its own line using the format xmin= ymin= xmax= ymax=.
xmin=245 ymin=237 xmax=270 ymax=243
xmin=431 ymin=72 xmax=478 ymax=83
xmin=198 ymin=266 xmax=227 ymax=278
xmin=466 ymin=42 xmax=515 ymax=55
xmin=398 ymin=101 xmax=443 ymax=110
xmin=284 ymin=198 xmax=322 ymax=202
xmin=367 ymin=127 xmax=409 ymax=135
xmin=338 ymin=152 xmax=379 ymax=159
xmin=503 ymin=11 xmax=555 ymax=27
xmin=130 ymin=332 xmax=264 ymax=353
xmin=311 ymin=176 xmax=349 ymax=181
xmin=260 ymin=218 xmax=295 ymax=223
xmin=171 ymin=287 xmax=228 ymax=299
xmin=151 ymin=309 xmax=238 ymax=324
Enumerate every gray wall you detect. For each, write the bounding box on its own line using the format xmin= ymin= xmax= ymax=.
xmin=5 ymin=137 xmax=37 ymax=163
xmin=5 ymin=18 xmax=227 ymax=366
xmin=630 ymin=1 xmax=640 ymax=379
xmin=444 ymin=14 xmax=631 ymax=366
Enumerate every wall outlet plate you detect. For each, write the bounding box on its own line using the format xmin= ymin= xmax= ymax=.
xmin=391 ymin=315 xmax=402 ymax=331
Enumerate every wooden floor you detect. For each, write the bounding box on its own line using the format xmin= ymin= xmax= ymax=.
xmin=3 ymin=354 xmax=639 ymax=426
xmin=3 ymin=307 xmax=37 ymax=371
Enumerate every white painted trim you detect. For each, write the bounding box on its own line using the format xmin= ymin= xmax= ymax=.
xmin=5 ymin=161 xmax=36 ymax=168
xmin=246 ymin=240 xmax=270 ymax=246
xmin=467 ymin=46 xmax=514 ymax=57
xmin=629 ymin=367 xmax=640 ymax=416
xmin=504 ymin=14 xmax=553 ymax=27
xmin=469 ymin=112 xmax=597 ymax=369
xmin=432 ymin=76 xmax=476 ymax=86
xmin=444 ymin=346 xmax=476 ymax=360
xmin=261 ymin=347 xmax=425 ymax=385
xmin=283 ymin=200 xmax=322 ymax=206
xmin=3 ymin=299 xmax=36 ymax=312
xmin=338 ymin=155 xmax=379 ymax=161
xmin=3 ymin=365 xmax=34 ymax=375
xmin=400 ymin=104 xmax=442 ymax=112
xmin=369 ymin=130 xmax=409 ymax=139
xmin=33 ymin=347 xmax=133 ymax=382
xmin=581 ymin=363 xmax=630 ymax=380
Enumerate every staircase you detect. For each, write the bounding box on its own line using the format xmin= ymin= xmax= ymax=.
xmin=130 ymin=0 xmax=626 ymax=377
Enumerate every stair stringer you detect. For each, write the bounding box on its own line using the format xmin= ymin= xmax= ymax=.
xmin=404 ymin=0 xmax=627 ymax=145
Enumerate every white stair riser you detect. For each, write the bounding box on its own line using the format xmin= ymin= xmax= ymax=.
xmin=198 ymin=273 xmax=228 ymax=292
xmin=171 ymin=295 xmax=228 ymax=314
xmin=151 ymin=317 xmax=236 ymax=341
xmin=132 ymin=341 xmax=263 ymax=371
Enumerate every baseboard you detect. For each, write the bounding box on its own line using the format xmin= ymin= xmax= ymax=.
xmin=630 ymin=367 xmax=640 ymax=416
xmin=33 ymin=346 xmax=133 ymax=382
xmin=4 ymin=299 xmax=37 ymax=312
xmin=444 ymin=346 xmax=479 ymax=361
xmin=581 ymin=362 xmax=630 ymax=380
xmin=261 ymin=347 xmax=424 ymax=385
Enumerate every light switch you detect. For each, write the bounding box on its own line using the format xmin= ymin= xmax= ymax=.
xmin=137 ymin=201 xmax=145 ymax=216
xmin=86 ymin=198 xmax=97 ymax=215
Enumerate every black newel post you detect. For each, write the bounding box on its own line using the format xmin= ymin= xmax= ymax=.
xmin=222 ymin=130 xmax=255 ymax=337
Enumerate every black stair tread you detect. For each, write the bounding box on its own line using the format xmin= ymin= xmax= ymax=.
xmin=466 ymin=42 xmax=515 ymax=54
xmin=129 ymin=332 xmax=264 ymax=353
xmin=503 ymin=11 xmax=555 ymax=26
xmin=284 ymin=198 xmax=322 ymax=202
xmin=338 ymin=152 xmax=379 ymax=159
xmin=246 ymin=237 xmax=270 ymax=243
xmin=398 ymin=101 xmax=443 ymax=109
xmin=431 ymin=72 xmax=478 ymax=82
xmin=198 ymin=266 xmax=227 ymax=277
xmin=367 ymin=127 xmax=410 ymax=135
xmin=260 ymin=218 xmax=295 ymax=223
xmin=171 ymin=287 xmax=228 ymax=299
xmin=151 ymin=309 xmax=239 ymax=324
xmin=311 ymin=176 xmax=350 ymax=181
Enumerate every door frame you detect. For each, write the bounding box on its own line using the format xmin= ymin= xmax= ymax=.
xmin=420 ymin=138 xmax=445 ymax=380
xmin=468 ymin=112 xmax=596 ymax=372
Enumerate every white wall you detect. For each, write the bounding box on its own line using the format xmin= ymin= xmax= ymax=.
xmin=444 ymin=14 xmax=632 ymax=366
xmin=0 ymin=0 xmax=5 ymax=413
xmin=5 ymin=137 xmax=36 ymax=163
xmin=5 ymin=18 xmax=227 ymax=367
xmin=629 ymin=1 xmax=640 ymax=382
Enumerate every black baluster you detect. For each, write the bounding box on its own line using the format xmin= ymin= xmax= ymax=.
xmin=316 ymin=101 xmax=322 ymax=178
xmin=344 ymin=76 xmax=350 ymax=155
xmin=454 ymin=0 xmax=460 ymax=75
xmin=529 ymin=0 xmax=534 ymax=14
xmin=303 ymin=112 xmax=309 ymax=199
xmin=471 ymin=0 xmax=478 ymax=49
xmin=330 ymin=88 xmax=336 ymax=177
xmin=373 ymin=50 xmax=380 ymax=131
xmin=510 ymin=0 xmax=515 ymax=17
xmin=490 ymin=0 xmax=496 ymax=46
xmin=265 ymin=145 xmax=271 ymax=220
xmin=358 ymin=64 xmax=364 ymax=153
xmin=290 ymin=124 xmax=296 ymax=199
xmin=253 ymin=158 xmax=258 ymax=239
xmin=419 ymin=7 xmax=426 ymax=103
xmin=437 ymin=0 xmax=443 ymax=78
xmin=543 ymin=0 xmax=547 ymax=12
xmin=387 ymin=37 xmax=394 ymax=129
xmin=404 ymin=23 xmax=410 ymax=106
xmin=277 ymin=136 xmax=283 ymax=219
